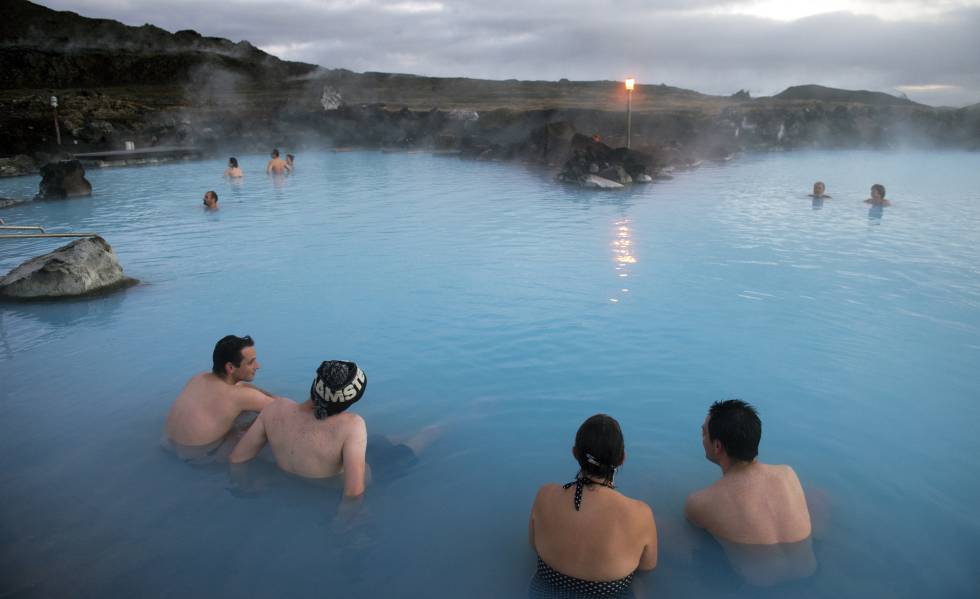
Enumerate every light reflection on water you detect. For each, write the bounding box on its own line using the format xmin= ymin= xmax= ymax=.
xmin=1 ymin=150 xmax=979 ymax=598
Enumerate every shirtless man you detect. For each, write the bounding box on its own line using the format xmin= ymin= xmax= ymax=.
xmin=865 ymin=183 xmax=892 ymax=206
xmin=202 ymin=190 xmax=218 ymax=210
xmin=165 ymin=335 xmax=277 ymax=447
xmin=265 ymin=149 xmax=291 ymax=176
xmin=230 ymin=360 xmax=372 ymax=497
xmin=685 ymin=400 xmax=811 ymax=545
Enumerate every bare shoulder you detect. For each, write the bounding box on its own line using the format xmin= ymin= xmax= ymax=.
xmin=770 ymin=463 xmax=802 ymax=483
xmin=332 ymin=411 xmax=366 ymax=430
xmin=625 ymin=496 xmax=656 ymax=527
xmin=534 ymin=483 xmax=562 ymax=505
xmin=685 ymin=485 xmax=717 ymax=525
xmin=183 ymin=371 xmax=213 ymax=388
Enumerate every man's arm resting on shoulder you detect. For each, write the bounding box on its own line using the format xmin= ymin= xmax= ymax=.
xmin=229 ymin=412 xmax=268 ymax=463
xmin=234 ymin=384 xmax=277 ymax=412
xmin=341 ymin=415 xmax=368 ymax=497
xmin=236 ymin=381 xmax=278 ymax=397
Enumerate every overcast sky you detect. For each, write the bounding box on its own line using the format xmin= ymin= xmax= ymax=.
xmin=37 ymin=0 xmax=980 ymax=106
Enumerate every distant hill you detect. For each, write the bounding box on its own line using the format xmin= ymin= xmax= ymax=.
xmin=0 ymin=0 xmax=319 ymax=88
xmin=771 ymin=84 xmax=922 ymax=107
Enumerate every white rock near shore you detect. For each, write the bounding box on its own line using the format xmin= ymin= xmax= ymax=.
xmin=580 ymin=174 xmax=625 ymax=189
xmin=0 ymin=236 xmax=136 ymax=299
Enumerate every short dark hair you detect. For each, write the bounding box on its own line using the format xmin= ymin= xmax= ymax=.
xmin=229 ymin=157 xmax=238 ymax=167
xmin=212 ymin=335 xmax=254 ymax=375
xmin=872 ymin=183 xmax=886 ymax=198
xmin=707 ymin=400 xmax=761 ymax=462
xmin=271 ymin=149 xmax=280 ymax=157
xmin=574 ymin=414 xmax=625 ymax=484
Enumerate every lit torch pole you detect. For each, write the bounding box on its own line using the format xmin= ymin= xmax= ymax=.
xmin=625 ymin=78 xmax=635 ymax=149
xmin=50 ymin=95 xmax=61 ymax=146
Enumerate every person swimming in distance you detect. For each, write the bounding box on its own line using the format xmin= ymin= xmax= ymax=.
xmin=266 ymin=149 xmax=291 ymax=176
xmin=809 ymin=181 xmax=830 ymax=199
xmin=230 ymin=360 xmax=431 ymax=497
xmin=203 ymin=190 xmax=218 ymax=210
xmin=866 ymin=183 xmax=891 ymax=206
xmin=528 ymin=414 xmax=657 ymax=598
xmin=165 ymin=335 xmax=281 ymax=450
xmin=224 ymin=157 xmax=243 ymax=178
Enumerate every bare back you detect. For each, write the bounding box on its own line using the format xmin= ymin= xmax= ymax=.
xmin=165 ymin=373 xmax=272 ymax=446
xmin=266 ymin=158 xmax=288 ymax=175
xmin=530 ymin=483 xmax=657 ymax=581
xmin=687 ymin=463 xmax=811 ymax=545
xmin=255 ymin=400 xmax=365 ymax=478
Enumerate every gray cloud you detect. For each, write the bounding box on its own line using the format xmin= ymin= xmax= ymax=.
xmin=36 ymin=0 xmax=980 ymax=106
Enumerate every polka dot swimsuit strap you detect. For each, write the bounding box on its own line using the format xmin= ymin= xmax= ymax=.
xmin=563 ymin=476 xmax=615 ymax=511
xmin=563 ymin=478 xmax=586 ymax=511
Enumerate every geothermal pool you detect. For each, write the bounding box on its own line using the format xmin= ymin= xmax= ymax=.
xmin=1 ymin=150 xmax=978 ymax=598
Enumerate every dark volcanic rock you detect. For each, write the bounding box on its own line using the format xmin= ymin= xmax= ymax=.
xmin=36 ymin=160 xmax=92 ymax=200
xmin=0 ymin=154 xmax=35 ymax=177
xmin=0 ymin=236 xmax=137 ymax=300
xmin=557 ymin=134 xmax=654 ymax=188
xmin=525 ymin=121 xmax=576 ymax=165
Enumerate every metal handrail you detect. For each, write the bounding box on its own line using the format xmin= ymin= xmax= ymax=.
xmin=0 ymin=233 xmax=98 ymax=239
xmin=0 ymin=225 xmax=45 ymax=232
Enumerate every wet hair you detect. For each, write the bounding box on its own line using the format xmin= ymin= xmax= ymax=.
xmin=871 ymin=183 xmax=886 ymax=198
xmin=286 ymin=154 xmax=294 ymax=162
xmin=228 ymin=157 xmax=238 ymax=168
xmin=707 ymin=399 xmax=761 ymax=462
xmin=203 ymin=190 xmax=218 ymax=205
xmin=271 ymin=149 xmax=280 ymax=158
xmin=574 ymin=414 xmax=625 ymax=484
xmin=212 ymin=335 xmax=254 ymax=375
xmin=813 ymin=181 xmax=825 ymax=192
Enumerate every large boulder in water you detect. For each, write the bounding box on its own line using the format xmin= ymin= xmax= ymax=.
xmin=557 ymin=134 xmax=654 ymax=188
xmin=35 ymin=160 xmax=93 ymax=200
xmin=0 ymin=236 xmax=136 ymax=300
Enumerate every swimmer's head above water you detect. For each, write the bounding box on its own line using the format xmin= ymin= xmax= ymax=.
xmin=573 ymin=414 xmax=625 ymax=485
xmin=212 ymin=334 xmax=257 ymax=381
xmin=271 ymin=148 xmax=280 ymax=158
xmin=871 ymin=184 xmax=886 ymax=201
xmin=811 ymin=181 xmax=826 ymax=197
xmin=203 ymin=190 xmax=218 ymax=209
xmin=310 ymin=360 xmax=367 ymax=419
xmin=703 ymin=399 xmax=761 ymax=464
xmin=228 ymin=157 xmax=238 ymax=168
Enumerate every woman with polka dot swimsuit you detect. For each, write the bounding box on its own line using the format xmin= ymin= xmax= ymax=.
xmin=528 ymin=414 xmax=658 ymax=598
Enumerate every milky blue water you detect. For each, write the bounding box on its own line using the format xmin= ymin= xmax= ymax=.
xmin=1 ymin=150 xmax=978 ymax=598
